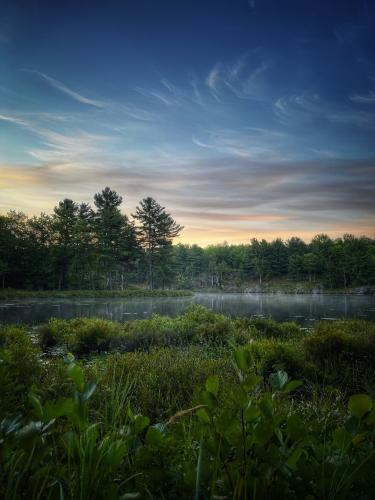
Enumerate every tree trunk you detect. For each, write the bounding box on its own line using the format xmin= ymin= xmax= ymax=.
xmin=58 ymin=268 xmax=63 ymax=290
xmin=148 ymin=248 xmax=153 ymax=290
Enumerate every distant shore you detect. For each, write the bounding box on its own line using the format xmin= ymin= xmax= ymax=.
xmin=0 ymin=289 xmax=193 ymax=300
xmin=192 ymin=283 xmax=375 ymax=295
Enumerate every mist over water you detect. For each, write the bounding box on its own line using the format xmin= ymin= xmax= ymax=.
xmin=0 ymin=293 xmax=374 ymax=326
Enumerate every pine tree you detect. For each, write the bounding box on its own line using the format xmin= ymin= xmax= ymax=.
xmin=71 ymin=203 xmax=96 ymax=289
xmin=94 ymin=187 xmax=137 ymax=289
xmin=133 ymin=197 xmax=183 ymax=289
xmin=53 ymin=199 xmax=79 ymax=289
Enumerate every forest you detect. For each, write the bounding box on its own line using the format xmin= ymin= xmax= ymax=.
xmin=1 ymin=187 xmax=374 ymax=291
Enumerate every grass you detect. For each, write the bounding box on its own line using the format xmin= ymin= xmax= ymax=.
xmin=1 ymin=306 xmax=375 ymax=498
xmin=0 ymin=288 xmax=193 ymax=300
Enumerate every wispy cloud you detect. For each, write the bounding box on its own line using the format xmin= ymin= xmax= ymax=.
xmin=0 ymin=113 xmax=29 ymax=126
xmin=192 ymin=127 xmax=292 ymax=161
xmin=31 ymin=70 xmax=105 ymax=108
xmin=135 ymin=87 xmax=173 ymax=106
xmin=350 ymin=90 xmax=375 ymax=104
xmin=206 ymin=64 xmax=221 ymax=92
xmin=273 ymin=91 xmax=375 ymax=129
xmin=206 ymin=56 xmax=270 ymax=101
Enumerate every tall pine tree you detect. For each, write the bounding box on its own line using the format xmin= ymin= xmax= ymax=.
xmin=94 ymin=187 xmax=138 ymax=289
xmin=133 ymin=197 xmax=183 ymax=289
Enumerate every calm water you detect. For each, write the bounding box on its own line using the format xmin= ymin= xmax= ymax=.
xmin=0 ymin=293 xmax=375 ymax=326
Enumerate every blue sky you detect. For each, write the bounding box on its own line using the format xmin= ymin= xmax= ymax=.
xmin=1 ymin=0 xmax=374 ymax=244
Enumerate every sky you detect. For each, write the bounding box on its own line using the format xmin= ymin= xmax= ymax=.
xmin=0 ymin=0 xmax=374 ymax=245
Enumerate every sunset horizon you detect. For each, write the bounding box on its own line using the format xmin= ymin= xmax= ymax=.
xmin=1 ymin=0 xmax=374 ymax=246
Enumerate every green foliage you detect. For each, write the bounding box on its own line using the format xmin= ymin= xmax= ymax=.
xmin=39 ymin=317 xmax=125 ymax=354
xmin=133 ymin=196 xmax=183 ymax=289
xmin=0 ymin=355 xmax=144 ymax=499
xmin=348 ymin=394 xmax=373 ymax=419
xmin=0 ymin=325 xmax=40 ymax=415
xmin=304 ymin=320 xmax=375 ymax=390
xmin=86 ymin=305 xmax=235 ymax=352
xmin=189 ymin=346 xmax=375 ymax=499
xmin=235 ymin=316 xmax=302 ymax=340
xmin=2 ymin=198 xmax=375 ymax=292
xmin=1 ymin=312 xmax=375 ymax=498
xmin=245 ymin=338 xmax=311 ymax=381
xmin=90 ymin=347 xmax=234 ymax=419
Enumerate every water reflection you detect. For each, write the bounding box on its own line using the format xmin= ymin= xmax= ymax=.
xmin=0 ymin=293 xmax=374 ymax=326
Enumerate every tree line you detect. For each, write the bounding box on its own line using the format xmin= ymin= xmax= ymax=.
xmin=1 ymin=187 xmax=374 ymax=290
xmin=173 ymin=235 xmax=375 ymax=290
xmin=0 ymin=188 xmax=182 ymax=290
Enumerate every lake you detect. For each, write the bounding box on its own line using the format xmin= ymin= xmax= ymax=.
xmin=0 ymin=293 xmax=375 ymax=326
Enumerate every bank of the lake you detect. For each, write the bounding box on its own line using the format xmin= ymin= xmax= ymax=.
xmin=194 ymin=278 xmax=375 ymax=295
xmin=1 ymin=306 xmax=375 ymax=499
xmin=0 ymin=288 xmax=193 ymax=300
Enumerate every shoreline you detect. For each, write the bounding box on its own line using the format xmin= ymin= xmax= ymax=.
xmin=1 ymin=287 xmax=374 ymax=301
xmin=0 ymin=289 xmax=193 ymax=300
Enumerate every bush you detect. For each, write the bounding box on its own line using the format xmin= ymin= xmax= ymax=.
xmin=38 ymin=318 xmax=124 ymax=355
xmin=304 ymin=320 xmax=375 ymax=392
xmin=100 ymin=305 xmax=237 ymax=352
xmin=121 ymin=315 xmax=182 ymax=351
xmin=245 ymin=338 xmax=313 ymax=381
xmin=235 ymin=317 xmax=301 ymax=340
xmin=304 ymin=320 xmax=375 ymax=365
xmin=178 ymin=304 xmax=235 ymax=344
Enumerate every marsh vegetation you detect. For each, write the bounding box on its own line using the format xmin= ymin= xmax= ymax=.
xmin=1 ymin=305 xmax=374 ymax=499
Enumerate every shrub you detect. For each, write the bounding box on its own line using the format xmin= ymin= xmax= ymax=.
xmin=246 ymin=338 xmax=313 ymax=381
xmin=38 ymin=318 xmax=124 ymax=355
xmin=235 ymin=317 xmax=302 ymax=340
xmin=304 ymin=320 xmax=375 ymax=392
xmin=304 ymin=320 xmax=375 ymax=365
xmin=107 ymin=305 xmax=237 ymax=352
xmin=121 ymin=315 xmax=181 ymax=351
xmin=179 ymin=304 xmax=235 ymax=344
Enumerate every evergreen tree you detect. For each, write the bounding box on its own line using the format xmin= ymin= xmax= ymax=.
xmin=133 ymin=197 xmax=183 ymax=289
xmin=250 ymin=238 xmax=270 ymax=285
xmin=52 ymin=199 xmax=79 ymax=289
xmin=71 ymin=203 xmax=96 ymax=289
xmin=94 ymin=187 xmax=137 ymax=289
xmin=26 ymin=213 xmax=54 ymax=289
xmin=268 ymin=239 xmax=288 ymax=277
